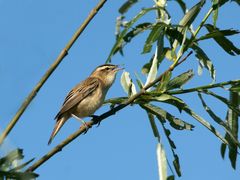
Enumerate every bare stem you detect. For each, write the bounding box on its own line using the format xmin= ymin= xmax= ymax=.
xmin=26 ymin=51 xmax=193 ymax=172
xmin=0 ymin=0 xmax=108 ymax=145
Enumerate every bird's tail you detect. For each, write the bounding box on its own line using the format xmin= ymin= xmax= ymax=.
xmin=48 ymin=117 xmax=67 ymax=145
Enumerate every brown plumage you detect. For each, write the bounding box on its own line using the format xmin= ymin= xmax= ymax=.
xmin=48 ymin=64 xmax=122 ymax=145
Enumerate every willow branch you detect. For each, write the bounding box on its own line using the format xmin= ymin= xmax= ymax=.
xmin=0 ymin=0 xmax=108 ymax=145
xmin=25 ymin=51 xmax=193 ymax=172
xmin=157 ymin=79 xmax=240 ymax=95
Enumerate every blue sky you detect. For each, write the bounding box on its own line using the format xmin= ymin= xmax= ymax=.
xmin=0 ymin=0 xmax=240 ymax=179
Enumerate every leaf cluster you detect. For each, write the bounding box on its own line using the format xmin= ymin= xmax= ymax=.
xmin=0 ymin=149 xmax=37 ymax=180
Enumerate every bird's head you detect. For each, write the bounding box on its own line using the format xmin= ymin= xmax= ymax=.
xmin=91 ymin=64 xmax=123 ymax=87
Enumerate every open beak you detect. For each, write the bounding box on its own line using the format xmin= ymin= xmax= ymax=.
xmin=115 ymin=64 xmax=124 ymax=71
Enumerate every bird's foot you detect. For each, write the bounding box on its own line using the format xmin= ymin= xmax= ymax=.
xmin=89 ymin=115 xmax=101 ymax=127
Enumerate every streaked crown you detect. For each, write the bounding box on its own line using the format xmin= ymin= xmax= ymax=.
xmin=90 ymin=64 xmax=121 ymax=86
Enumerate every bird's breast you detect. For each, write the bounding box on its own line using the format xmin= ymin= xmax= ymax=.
xmin=73 ymin=86 xmax=108 ymax=118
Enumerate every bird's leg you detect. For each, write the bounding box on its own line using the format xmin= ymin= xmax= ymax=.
xmin=71 ymin=114 xmax=89 ymax=134
xmin=89 ymin=115 xmax=101 ymax=127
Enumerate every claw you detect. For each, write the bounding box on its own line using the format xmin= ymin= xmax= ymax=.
xmin=89 ymin=115 xmax=101 ymax=127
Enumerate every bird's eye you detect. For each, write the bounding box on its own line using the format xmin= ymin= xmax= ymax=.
xmin=106 ymin=67 xmax=110 ymax=70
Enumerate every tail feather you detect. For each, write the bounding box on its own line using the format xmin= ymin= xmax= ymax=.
xmin=48 ymin=117 xmax=67 ymax=145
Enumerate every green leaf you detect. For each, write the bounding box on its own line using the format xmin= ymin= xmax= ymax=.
xmin=167 ymin=175 xmax=175 ymax=180
xmin=160 ymin=122 xmax=176 ymax=149
xmin=150 ymin=94 xmax=187 ymax=113
xmin=204 ymin=24 xmax=240 ymax=56
xmin=197 ymin=28 xmax=240 ymax=41
xmin=9 ymin=158 xmax=35 ymax=172
xmin=119 ymin=0 xmax=139 ymax=14
xmin=183 ymin=105 xmax=229 ymax=145
xmin=220 ymin=142 xmax=227 ymax=158
xmin=156 ymin=71 xmax=172 ymax=92
xmin=175 ymin=0 xmax=187 ymax=14
xmin=230 ymin=84 xmax=240 ymax=92
xmin=226 ymin=92 xmax=239 ymax=169
xmin=106 ymin=7 xmax=160 ymax=62
xmin=159 ymin=120 xmax=182 ymax=177
xmin=121 ymin=71 xmax=137 ymax=96
xmin=0 ymin=149 xmax=23 ymax=168
xmin=141 ymin=48 xmax=170 ymax=75
xmin=0 ymin=170 xmax=38 ymax=179
xmin=219 ymin=0 xmax=240 ymax=6
xmin=142 ymin=23 xmax=165 ymax=54
xmin=198 ymin=93 xmax=239 ymax=146
xmin=145 ymin=49 xmax=159 ymax=88
xmin=0 ymin=149 xmax=38 ymax=179
xmin=142 ymin=103 xmax=194 ymax=130
xmin=212 ymin=0 xmax=219 ymax=27
xmin=123 ymin=22 xmax=152 ymax=43
xmin=173 ymin=154 xmax=181 ymax=177
xmin=157 ymin=143 xmax=168 ymax=180
xmin=104 ymin=97 xmax=127 ymax=106
xmin=145 ymin=111 xmax=160 ymax=139
xmin=178 ymin=0 xmax=205 ymax=29
xmin=167 ymin=69 xmax=194 ymax=90
xmin=202 ymin=90 xmax=240 ymax=115
xmin=192 ymin=44 xmax=216 ymax=80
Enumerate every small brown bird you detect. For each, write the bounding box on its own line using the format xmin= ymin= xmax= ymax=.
xmin=48 ymin=64 xmax=122 ymax=145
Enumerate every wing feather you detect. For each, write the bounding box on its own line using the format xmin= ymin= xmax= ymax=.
xmin=55 ymin=77 xmax=100 ymax=119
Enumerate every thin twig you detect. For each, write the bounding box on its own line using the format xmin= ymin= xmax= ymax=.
xmin=26 ymin=51 xmax=193 ymax=172
xmin=0 ymin=0 xmax=108 ymax=145
xmin=168 ymin=79 xmax=240 ymax=95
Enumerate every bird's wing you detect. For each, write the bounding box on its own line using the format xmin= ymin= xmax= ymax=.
xmin=55 ymin=77 xmax=100 ymax=119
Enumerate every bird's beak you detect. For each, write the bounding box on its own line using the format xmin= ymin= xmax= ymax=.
xmin=115 ymin=64 xmax=124 ymax=71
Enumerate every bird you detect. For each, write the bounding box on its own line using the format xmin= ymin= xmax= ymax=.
xmin=48 ymin=64 xmax=123 ymax=145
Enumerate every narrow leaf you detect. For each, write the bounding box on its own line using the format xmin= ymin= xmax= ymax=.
xmin=173 ymin=155 xmax=181 ymax=177
xmin=142 ymin=23 xmax=165 ymax=54
xmin=175 ymin=0 xmax=187 ymax=14
xmin=178 ymin=0 xmax=205 ymax=30
xmin=121 ymin=71 xmax=137 ymax=96
xmin=147 ymin=94 xmax=186 ymax=112
xmin=123 ymin=22 xmax=152 ymax=43
xmin=9 ymin=158 xmax=35 ymax=172
xmin=198 ymin=93 xmax=239 ymax=145
xmin=227 ymin=92 xmax=239 ymax=169
xmin=167 ymin=69 xmax=194 ymax=90
xmin=229 ymin=84 xmax=240 ymax=92
xmin=119 ymin=0 xmax=139 ymax=14
xmin=192 ymin=44 xmax=216 ymax=80
xmin=142 ymin=103 xmax=194 ymax=130
xmin=146 ymin=111 xmax=160 ymax=139
xmin=202 ymin=90 xmax=240 ymax=115
xmin=212 ymin=0 xmax=219 ymax=27
xmin=221 ymin=143 xmax=227 ymax=158
xmin=167 ymin=175 xmax=175 ymax=180
xmin=145 ymin=48 xmax=159 ymax=88
xmin=156 ymin=71 xmax=172 ymax=92
xmin=205 ymin=24 xmax=240 ymax=56
xmin=197 ymin=29 xmax=240 ymax=41
xmin=106 ymin=7 xmax=160 ymax=62
xmin=183 ymin=105 xmax=229 ymax=145
xmin=0 ymin=149 xmax=23 ymax=167
xmin=159 ymin=119 xmax=182 ymax=177
xmin=104 ymin=97 xmax=127 ymax=106
xmin=157 ymin=143 xmax=168 ymax=180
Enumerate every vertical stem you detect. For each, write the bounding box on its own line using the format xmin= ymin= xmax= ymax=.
xmin=0 ymin=0 xmax=108 ymax=145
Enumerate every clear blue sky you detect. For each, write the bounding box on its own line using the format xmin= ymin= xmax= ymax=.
xmin=0 ymin=0 xmax=240 ymax=179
